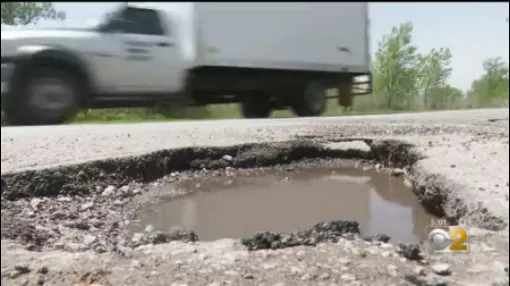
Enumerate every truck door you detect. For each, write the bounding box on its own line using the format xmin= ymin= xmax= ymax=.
xmin=112 ymin=7 xmax=184 ymax=93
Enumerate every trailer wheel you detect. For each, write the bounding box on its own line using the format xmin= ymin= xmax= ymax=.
xmin=240 ymin=94 xmax=272 ymax=118
xmin=4 ymin=67 xmax=83 ymax=126
xmin=291 ymin=80 xmax=327 ymax=117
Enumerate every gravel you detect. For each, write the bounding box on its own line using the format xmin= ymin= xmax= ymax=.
xmin=431 ymin=263 xmax=452 ymax=276
xmin=241 ymin=220 xmax=360 ymax=251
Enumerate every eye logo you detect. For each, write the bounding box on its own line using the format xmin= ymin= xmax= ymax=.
xmin=428 ymin=227 xmax=469 ymax=253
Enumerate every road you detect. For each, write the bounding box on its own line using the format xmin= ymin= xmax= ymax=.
xmin=1 ymin=108 xmax=509 ymax=286
xmin=1 ymin=109 xmax=508 ymax=174
xmin=2 ymin=108 xmax=508 ymax=137
xmin=2 ymin=108 xmax=508 ymax=226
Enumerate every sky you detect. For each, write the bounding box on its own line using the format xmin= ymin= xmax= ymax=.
xmin=29 ymin=2 xmax=510 ymax=92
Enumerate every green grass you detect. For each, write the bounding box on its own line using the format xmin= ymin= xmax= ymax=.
xmin=72 ymin=94 xmax=506 ymax=125
xmin=72 ymin=99 xmax=411 ymax=125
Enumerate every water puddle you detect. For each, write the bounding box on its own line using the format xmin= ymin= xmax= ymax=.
xmin=133 ymin=168 xmax=437 ymax=242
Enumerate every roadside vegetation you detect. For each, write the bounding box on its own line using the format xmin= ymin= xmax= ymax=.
xmin=1 ymin=3 xmax=508 ymax=125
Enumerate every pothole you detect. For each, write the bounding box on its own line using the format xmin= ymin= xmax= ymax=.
xmin=1 ymin=138 xmax=505 ymax=253
xmin=129 ymin=167 xmax=437 ymax=243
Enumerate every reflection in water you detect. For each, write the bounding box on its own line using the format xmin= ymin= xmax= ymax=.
xmin=133 ymin=168 xmax=437 ymax=242
xmin=368 ymin=173 xmax=433 ymax=241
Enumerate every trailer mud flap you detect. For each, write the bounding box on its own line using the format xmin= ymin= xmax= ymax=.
xmin=326 ymin=73 xmax=372 ymax=107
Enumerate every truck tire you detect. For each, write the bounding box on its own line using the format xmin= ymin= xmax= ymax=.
xmin=240 ymin=94 xmax=272 ymax=118
xmin=291 ymin=80 xmax=327 ymax=117
xmin=4 ymin=67 xmax=83 ymax=126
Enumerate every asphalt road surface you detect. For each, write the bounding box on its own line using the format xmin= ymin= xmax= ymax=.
xmin=1 ymin=109 xmax=508 ymax=173
xmin=1 ymin=108 xmax=509 ymax=286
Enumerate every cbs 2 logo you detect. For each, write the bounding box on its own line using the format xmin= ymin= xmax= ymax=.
xmin=429 ymin=227 xmax=469 ymax=252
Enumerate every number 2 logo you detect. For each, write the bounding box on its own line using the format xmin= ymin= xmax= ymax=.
xmin=449 ymin=227 xmax=468 ymax=251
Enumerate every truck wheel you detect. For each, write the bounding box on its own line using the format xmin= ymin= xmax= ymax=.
xmin=4 ymin=67 xmax=83 ymax=126
xmin=291 ymin=80 xmax=327 ymax=117
xmin=241 ymin=95 xmax=272 ymax=118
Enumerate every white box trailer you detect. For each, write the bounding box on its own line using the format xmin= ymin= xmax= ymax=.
xmin=1 ymin=2 xmax=372 ymax=125
xmin=192 ymin=2 xmax=371 ymax=74
xmin=186 ymin=2 xmax=372 ymax=117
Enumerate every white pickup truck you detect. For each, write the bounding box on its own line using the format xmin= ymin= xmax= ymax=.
xmin=1 ymin=2 xmax=372 ymax=125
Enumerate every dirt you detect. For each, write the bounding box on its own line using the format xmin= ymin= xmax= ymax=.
xmin=1 ymin=138 xmax=509 ymax=286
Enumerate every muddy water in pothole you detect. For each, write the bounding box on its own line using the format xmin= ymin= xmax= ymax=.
xmin=133 ymin=168 xmax=437 ymax=242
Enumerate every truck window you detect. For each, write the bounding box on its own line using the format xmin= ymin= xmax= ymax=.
xmin=120 ymin=7 xmax=166 ymax=36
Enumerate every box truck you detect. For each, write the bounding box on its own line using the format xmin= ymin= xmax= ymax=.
xmin=1 ymin=2 xmax=372 ymax=125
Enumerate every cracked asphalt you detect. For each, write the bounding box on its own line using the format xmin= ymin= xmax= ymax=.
xmin=1 ymin=109 xmax=509 ymax=286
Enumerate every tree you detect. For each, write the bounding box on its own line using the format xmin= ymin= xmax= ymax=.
xmin=1 ymin=2 xmax=65 ymax=26
xmin=468 ymin=57 xmax=509 ymax=107
xmin=372 ymin=22 xmax=420 ymax=109
xmin=417 ymin=47 xmax=453 ymax=108
xmin=428 ymin=85 xmax=463 ymax=109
